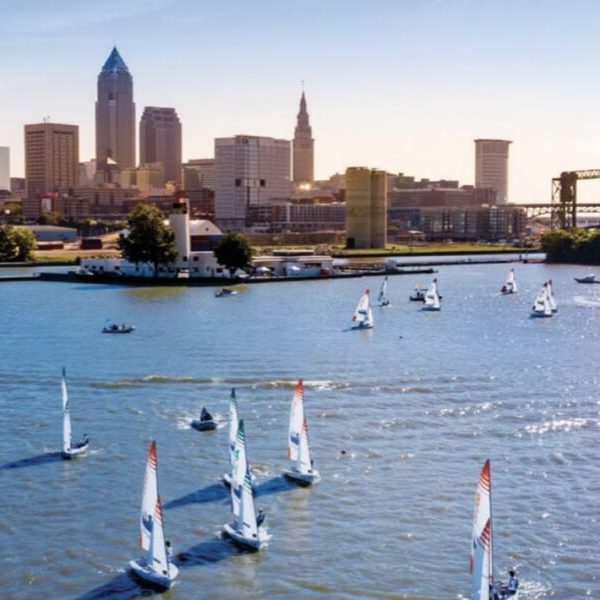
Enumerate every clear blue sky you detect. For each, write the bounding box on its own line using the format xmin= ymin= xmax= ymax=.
xmin=3 ymin=0 xmax=600 ymax=203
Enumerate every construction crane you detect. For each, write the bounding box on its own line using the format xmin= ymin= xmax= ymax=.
xmin=552 ymin=169 xmax=600 ymax=228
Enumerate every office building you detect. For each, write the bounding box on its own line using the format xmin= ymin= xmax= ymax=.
xmin=0 ymin=147 xmax=9 ymax=191
xmin=292 ymin=92 xmax=314 ymax=184
xmin=345 ymin=167 xmax=387 ymax=249
xmin=215 ymin=135 xmax=291 ymax=231
xmin=25 ymin=122 xmax=79 ymax=198
xmin=96 ymin=47 xmax=136 ymax=169
xmin=475 ymin=139 xmax=511 ymax=204
xmin=139 ymin=107 xmax=182 ymax=184
xmin=182 ymin=158 xmax=216 ymax=191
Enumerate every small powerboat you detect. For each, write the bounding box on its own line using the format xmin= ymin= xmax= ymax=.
xmin=191 ymin=407 xmax=217 ymax=431
xmin=409 ymin=288 xmax=427 ymax=302
xmin=574 ymin=274 xmax=599 ymax=283
xmin=102 ymin=323 xmax=135 ymax=334
xmin=215 ymin=288 xmax=238 ymax=297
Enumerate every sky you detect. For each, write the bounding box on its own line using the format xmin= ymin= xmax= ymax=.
xmin=3 ymin=0 xmax=600 ymax=203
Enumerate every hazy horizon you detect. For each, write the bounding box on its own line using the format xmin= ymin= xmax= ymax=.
xmin=3 ymin=0 xmax=600 ymax=203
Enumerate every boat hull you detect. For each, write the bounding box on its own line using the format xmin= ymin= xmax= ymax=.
xmin=191 ymin=419 xmax=217 ymax=431
xmin=62 ymin=440 xmax=89 ymax=459
xmin=129 ymin=558 xmax=178 ymax=589
xmin=223 ymin=522 xmax=268 ymax=551
xmin=574 ymin=276 xmax=598 ymax=283
xmin=283 ymin=467 xmax=320 ymax=486
xmin=102 ymin=327 xmax=135 ymax=334
xmin=351 ymin=323 xmax=373 ymax=330
xmin=530 ymin=311 xmax=552 ymax=318
xmin=421 ymin=305 xmax=441 ymax=311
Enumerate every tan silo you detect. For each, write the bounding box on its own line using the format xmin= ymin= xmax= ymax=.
xmin=345 ymin=167 xmax=372 ymax=249
xmin=370 ymin=169 xmax=388 ymax=249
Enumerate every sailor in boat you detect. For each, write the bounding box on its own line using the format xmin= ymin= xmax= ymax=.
xmin=200 ymin=407 xmax=213 ymax=422
xmin=500 ymin=570 xmax=519 ymax=598
xmin=256 ymin=509 xmax=266 ymax=527
xmin=166 ymin=540 xmax=174 ymax=561
xmin=74 ymin=433 xmax=90 ymax=449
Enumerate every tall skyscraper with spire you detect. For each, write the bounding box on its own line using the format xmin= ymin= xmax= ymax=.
xmin=292 ymin=91 xmax=314 ymax=184
xmin=95 ymin=47 xmax=136 ymax=170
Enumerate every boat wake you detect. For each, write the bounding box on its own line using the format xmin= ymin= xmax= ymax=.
xmin=574 ymin=295 xmax=600 ymax=308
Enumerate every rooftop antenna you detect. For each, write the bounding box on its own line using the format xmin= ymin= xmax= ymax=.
xmin=301 ymin=79 xmax=305 ymax=93
xmin=43 ymin=115 xmax=50 ymax=123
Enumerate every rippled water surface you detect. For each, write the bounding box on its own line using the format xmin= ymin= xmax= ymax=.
xmin=1 ymin=262 xmax=599 ymax=599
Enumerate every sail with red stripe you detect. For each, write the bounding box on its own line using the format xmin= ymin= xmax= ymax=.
xmin=471 ymin=460 xmax=493 ymax=600
xmin=139 ymin=441 xmax=158 ymax=551
xmin=288 ymin=380 xmax=304 ymax=461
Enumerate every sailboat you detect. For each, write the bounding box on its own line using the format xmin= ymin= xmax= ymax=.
xmin=283 ymin=380 xmax=320 ymax=486
xmin=223 ymin=390 xmax=256 ymax=489
xmin=377 ymin=276 xmax=390 ymax=307
xmin=422 ymin=279 xmax=441 ymax=311
xmin=223 ymin=422 xmax=271 ymax=551
xmin=130 ymin=441 xmax=179 ymax=589
xmin=61 ymin=368 xmax=89 ymax=459
xmin=351 ymin=289 xmax=374 ymax=329
xmin=530 ymin=284 xmax=552 ymax=318
xmin=470 ymin=460 xmax=519 ymax=600
xmin=546 ymin=279 xmax=557 ymax=312
xmin=501 ymin=269 xmax=518 ymax=295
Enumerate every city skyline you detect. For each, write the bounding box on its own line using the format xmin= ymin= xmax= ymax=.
xmin=3 ymin=1 xmax=600 ymax=203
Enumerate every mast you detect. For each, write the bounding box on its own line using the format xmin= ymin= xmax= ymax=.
xmin=488 ymin=460 xmax=494 ymax=587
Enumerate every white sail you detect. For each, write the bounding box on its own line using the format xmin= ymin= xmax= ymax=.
xmin=502 ymin=269 xmax=517 ymax=294
xmin=231 ymin=419 xmax=249 ymax=518
xmin=424 ymin=279 xmax=441 ymax=310
xmin=288 ymin=380 xmax=304 ymax=461
xmin=297 ymin=418 xmax=313 ymax=475
xmin=532 ymin=285 xmax=552 ymax=316
xmin=228 ymin=388 xmax=239 ymax=466
xmin=471 ymin=460 xmax=492 ymax=600
xmin=237 ymin=468 xmax=258 ymax=540
xmin=547 ymin=279 xmax=557 ymax=312
xmin=352 ymin=289 xmax=374 ymax=328
xmin=146 ymin=495 xmax=169 ymax=578
xmin=62 ymin=368 xmax=71 ymax=454
xmin=139 ymin=441 xmax=158 ymax=552
xmin=377 ymin=276 xmax=389 ymax=306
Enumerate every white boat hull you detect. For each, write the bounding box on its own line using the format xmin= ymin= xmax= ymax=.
xmin=283 ymin=467 xmax=320 ymax=486
xmin=223 ymin=522 xmax=269 ymax=550
xmin=129 ymin=558 xmax=178 ymax=589
xmin=62 ymin=440 xmax=89 ymax=459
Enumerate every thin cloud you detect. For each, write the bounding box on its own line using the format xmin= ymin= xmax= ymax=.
xmin=0 ymin=0 xmax=171 ymax=35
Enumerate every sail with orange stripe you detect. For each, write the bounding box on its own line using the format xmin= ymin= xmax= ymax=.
xmin=471 ymin=460 xmax=493 ymax=600
xmin=288 ymin=380 xmax=304 ymax=461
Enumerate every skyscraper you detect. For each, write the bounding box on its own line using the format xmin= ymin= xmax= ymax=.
xmin=292 ymin=91 xmax=314 ymax=184
xmin=139 ymin=107 xmax=182 ymax=184
xmin=474 ymin=139 xmax=512 ymax=205
xmin=24 ymin=123 xmax=79 ymax=197
xmin=215 ymin=135 xmax=291 ymax=231
xmin=96 ymin=47 xmax=136 ymax=170
xmin=345 ymin=167 xmax=387 ymax=249
xmin=0 ymin=147 xmax=9 ymax=192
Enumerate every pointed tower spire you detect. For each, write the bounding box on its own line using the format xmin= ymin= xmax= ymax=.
xmin=293 ymin=88 xmax=314 ymax=184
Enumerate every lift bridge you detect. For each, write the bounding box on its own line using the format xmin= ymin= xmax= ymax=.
xmin=516 ymin=170 xmax=600 ymax=229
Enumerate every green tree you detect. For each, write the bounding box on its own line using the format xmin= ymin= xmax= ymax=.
xmin=213 ymin=233 xmax=253 ymax=277
xmin=0 ymin=225 xmax=36 ymax=261
xmin=118 ymin=204 xmax=178 ymax=277
xmin=38 ymin=211 xmax=65 ymax=226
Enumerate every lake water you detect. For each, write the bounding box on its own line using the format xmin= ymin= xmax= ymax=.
xmin=1 ymin=261 xmax=599 ymax=599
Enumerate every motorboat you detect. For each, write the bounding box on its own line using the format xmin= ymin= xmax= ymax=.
xmin=409 ymin=287 xmax=427 ymax=302
xmin=191 ymin=407 xmax=217 ymax=431
xmin=102 ymin=322 xmax=135 ymax=334
xmin=215 ymin=287 xmax=239 ymax=297
xmin=574 ymin=274 xmax=599 ymax=283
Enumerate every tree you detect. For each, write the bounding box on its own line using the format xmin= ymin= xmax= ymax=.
xmin=118 ymin=204 xmax=178 ymax=277
xmin=0 ymin=225 xmax=37 ymax=261
xmin=213 ymin=233 xmax=253 ymax=277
